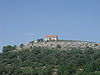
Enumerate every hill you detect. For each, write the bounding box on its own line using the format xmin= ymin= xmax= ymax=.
xmin=1 ymin=40 xmax=100 ymax=75
xmin=0 ymin=47 xmax=100 ymax=75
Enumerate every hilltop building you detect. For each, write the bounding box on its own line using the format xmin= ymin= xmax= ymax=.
xmin=44 ymin=35 xmax=58 ymax=41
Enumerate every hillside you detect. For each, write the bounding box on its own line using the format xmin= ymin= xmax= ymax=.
xmin=0 ymin=47 xmax=100 ymax=75
xmin=15 ymin=40 xmax=100 ymax=52
xmin=1 ymin=40 xmax=100 ymax=75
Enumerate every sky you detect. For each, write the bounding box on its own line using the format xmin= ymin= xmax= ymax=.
xmin=0 ymin=0 xmax=100 ymax=52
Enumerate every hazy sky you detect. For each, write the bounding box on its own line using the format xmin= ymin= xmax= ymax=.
xmin=0 ymin=0 xmax=100 ymax=52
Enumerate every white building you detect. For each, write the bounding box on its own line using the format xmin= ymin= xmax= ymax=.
xmin=44 ymin=35 xmax=58 ymax=41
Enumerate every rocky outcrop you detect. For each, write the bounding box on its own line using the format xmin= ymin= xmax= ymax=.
xmin=16 ymin=40 xmax=100 ymax=51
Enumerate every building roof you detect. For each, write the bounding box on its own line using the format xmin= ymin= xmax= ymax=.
xmin=45 ymin=35 xmax=58 ymax=38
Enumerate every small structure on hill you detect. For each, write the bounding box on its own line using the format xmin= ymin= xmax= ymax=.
xmin=34 ymin=39 xmax=43 ymax=43
xmin=37 ymin=39 xmax=43 ymax=42
xmin=44 ymin=35 xmax=58 ymax=41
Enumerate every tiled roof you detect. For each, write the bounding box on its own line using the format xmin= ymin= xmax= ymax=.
xmin=45 ymin=35 xmax=58 ymax=38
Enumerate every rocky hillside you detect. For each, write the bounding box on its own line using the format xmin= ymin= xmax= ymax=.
xmin=1 ymin=40 xmax=100 ymax=75
xmin=16 ymin=40 xmax=100 ymax=51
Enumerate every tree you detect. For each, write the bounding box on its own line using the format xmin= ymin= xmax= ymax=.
xmin=20 ymin=43 xmax=24 ymax=48
xmin=2 ymin=45 xmax=16 ymax=52
xmin=56 ymin=44 xmax=61 ymax=49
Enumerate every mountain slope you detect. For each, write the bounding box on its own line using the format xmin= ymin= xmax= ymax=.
xmin=0 ymin=47 xmax=100 ymax=75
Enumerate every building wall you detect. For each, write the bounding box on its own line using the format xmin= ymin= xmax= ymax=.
xmin=44 ymin=37 xmax=58 ymax=41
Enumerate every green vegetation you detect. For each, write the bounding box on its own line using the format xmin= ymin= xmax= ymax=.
xmin=2 ymin=45 xmax=16 ymax=52
xmin=56 ymin=44 xmax=61 ymax=49
xmin=0 ymin=47 xmax=100 ymax=75
xmin=20 ymin=43 xmax=24 ymax=48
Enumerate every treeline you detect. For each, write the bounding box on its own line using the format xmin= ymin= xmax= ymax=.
xmin=0 ymin=47 xmax=100 ymax=75
xmin=2 ymin=44 xmax=24 ymax=52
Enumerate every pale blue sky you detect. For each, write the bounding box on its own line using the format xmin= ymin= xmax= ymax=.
xmin=0 ymin=0 xmax=100 ymax=52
